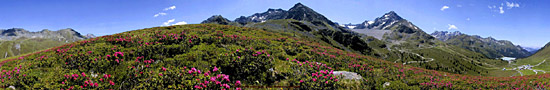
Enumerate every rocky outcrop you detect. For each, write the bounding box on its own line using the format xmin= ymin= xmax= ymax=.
xmin=333 ymin=71 xmax=363 ymax=80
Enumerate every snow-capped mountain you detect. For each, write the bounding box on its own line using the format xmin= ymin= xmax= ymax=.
xmin=234 ymin=3 xmax=338 ymax=27
xmin=354 ymin=11 xmax=419 ymax=30
xmin=234 ymin=8 xmax=287 ymax=24
xmin=430 ymin=31 xmax=464 ymax=41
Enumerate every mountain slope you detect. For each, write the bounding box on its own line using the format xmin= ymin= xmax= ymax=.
xmin=1 ymin=24 xmax=550 ymax=89
xmin=0 ymin=28 xmax=91 ymax=59
xmin=431 ymin=31 xmax=531 ymax=58
xmin=515 ymin=42 xmax=550 ymax=74
xmin=352 ymin=11 xmax=436 ymax=48
xmin=348 ymin=11 xmax=506 ymax=75
xmin=232 ymin=3 xmax=373 ymax=55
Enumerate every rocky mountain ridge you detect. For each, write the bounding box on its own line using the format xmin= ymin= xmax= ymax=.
xmin=0 ymin=28 xmax=92 ymax=42
xmin=430 ymin=31 xmax=531 ymax=58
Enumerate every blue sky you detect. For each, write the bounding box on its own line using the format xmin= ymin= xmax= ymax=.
xmin=1 ymin=0 xmax=549 ymax=48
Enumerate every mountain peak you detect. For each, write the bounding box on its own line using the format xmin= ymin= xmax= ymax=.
xmin=201 ymin=15 xmax=232 ymax=25
xmin=354 ymin=11 xmax=408 ymax=30
xmin=286 ymin=3 xmax=336 ymax=25
xmin=233 ymin=2 xmax=337 ymax=26
xmin=59 ymin=28 xmax=77 ymax=32
xmin=1 ymin=28 xmax=29 ymax=36
xmin=289 ymin=2 xmax=313 ymax=11
xmin=381 ymin=11 xmax=403 ymax=20
xmin=293 ymin=2 xmax=305 ymax=7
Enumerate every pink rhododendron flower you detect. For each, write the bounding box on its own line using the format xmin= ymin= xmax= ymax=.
xmin=109 ymin=80 xmax=115 ymax=85
xmin=210 ymin=77 xmax=217 ymax=81
xmin=213 ymin=67 xmax=219 ymax=72
xmin=222 ymin=84 xmax=230 ymax=89
xmin=236 ymin=80 xmax=241 ymax=86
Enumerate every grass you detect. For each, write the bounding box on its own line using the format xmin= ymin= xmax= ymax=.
xmin=487 ymin=69 xmax=516 ymax=77
xmin=0 ymin=38 xmax=69 ymax=59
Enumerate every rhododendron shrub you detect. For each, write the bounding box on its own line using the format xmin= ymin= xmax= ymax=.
xmin=217 ymin=48 xmax=276 ymax=85
xmin=287 ymin=59 xmax=340 ymax=89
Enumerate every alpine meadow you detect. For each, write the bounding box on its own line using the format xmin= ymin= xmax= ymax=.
xmin=1 ymin=1 xmax=550 ymax=90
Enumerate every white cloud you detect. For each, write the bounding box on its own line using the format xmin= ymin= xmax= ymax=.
xmin=153 ymin=12 xmax=167 ymax=17
xmin=163 ymin=19 xmax=175 ymax=26
xmin=505 ymin=2 xmax=520 ymax=9
xmin=466 ymin=18 xmax=470 ymax=21
xmin=164 ymin=6 xmax=176 ymax=11
xmin=499 ymin=6 xmax=504 ymax=14
xmin=448 ymin=24 xmax=458 ymax=30
xmin=172 ymin=21 xmax=187 ymax=26
xmin=440 ymin=6 xmax=450 ymax=11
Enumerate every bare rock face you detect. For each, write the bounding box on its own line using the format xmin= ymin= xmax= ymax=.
xmin=333 ymin=71 xmax=363 ymax=80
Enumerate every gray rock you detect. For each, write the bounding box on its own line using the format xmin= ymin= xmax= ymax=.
xmin=8 ymin=86 xmax=15 ymax=89
xmin=333 ymin=71 xmax=363 ymax=80
xmin=383 ymin=82 xmax=391 ymax=88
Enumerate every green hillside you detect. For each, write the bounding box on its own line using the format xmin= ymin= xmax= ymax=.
xmin=1 ymin=24 xmax=550 ymax=89
xmin=514 ymin=42 xmax=550 ymax=75
xmin=443 ymin=34 xmax=531 ymax=58
xmin=0 ymin=38 xmax=69 ymax=59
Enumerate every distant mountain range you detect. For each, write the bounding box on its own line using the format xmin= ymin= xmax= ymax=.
xmin=430 ymin=31 xmax=531 ymax=58
xmin=0 ymin=28 xmax=92 ymax=41
xmin=521 ymin=46 xmax=541 ymax=54
xmin=200 ymin=3 xmax=501 ymax=75
xmin=0 ymin=28 xmax=93 ymax=59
